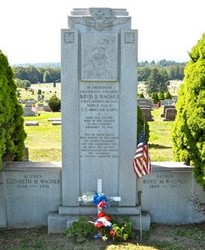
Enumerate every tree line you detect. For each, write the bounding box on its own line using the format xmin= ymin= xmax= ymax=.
xmin=12 ymin=60 xmax=185 ymax=88
xmin=138 ymin=63 xmax=185 ymax=81
xmin=138 ymin=60 xmax=185 ymax=95
xmin=13 ymin=65 xmax=61 ymax=88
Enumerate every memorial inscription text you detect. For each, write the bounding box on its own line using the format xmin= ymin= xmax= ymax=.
xmin=6 ymin=174 xmax=60 ymax=189
xmin=143 ymin=173 xmax=189 ymax=189
xmin=80 ymin=83 xmax=119 ymax=158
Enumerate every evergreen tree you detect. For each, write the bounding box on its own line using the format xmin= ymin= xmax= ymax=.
xmin=48 ymin=94 xmax=61 ymax=112
xmin=172 ymin=33 xmax=205 ymax=188
xmin=137 ymin=106 xmax=149 ymax=142
xmin=0 ymin=51 xmax=26 ymax=165
xmin=150 ymin=92 xmax=160 ymax=104
xmin=43 ymin=70 xmax=52 ymax=83
xmin=146 ymin=68 xmax=169 ymax=94
xmin=164 ymin=91 xmax=172 ymax=99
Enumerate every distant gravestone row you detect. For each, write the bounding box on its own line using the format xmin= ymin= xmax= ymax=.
xmin=138 ymin=98 xmax=177 ymax=121
xmin=37 ymin=103 xmax=52 ymax=112
xmin=24 ymin=118 xmax=61 ymax=126
xmin=23 ymin=101 xmax=52 ymax=117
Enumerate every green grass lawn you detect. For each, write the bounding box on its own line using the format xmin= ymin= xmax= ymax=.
xmin=24 ymin=107 xmax=175 ymax=162
xmin=24 ymin=112 xmax=61 ymax=162
xmin=148 ymin=108 xmax=174 ymax=161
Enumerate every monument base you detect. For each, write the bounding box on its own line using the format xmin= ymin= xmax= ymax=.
xmin=48 ymin=206 xmax=151 ymax=233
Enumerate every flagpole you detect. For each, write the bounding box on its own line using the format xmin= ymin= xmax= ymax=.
xmin=137 ymin=190 xmax=142 ymax=240
xmin=133 ymin=119 xmax=151 ymax=240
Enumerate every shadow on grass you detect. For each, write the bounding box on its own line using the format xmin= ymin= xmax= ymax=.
xmin=149 ymin=143 xmax=172 ymax=149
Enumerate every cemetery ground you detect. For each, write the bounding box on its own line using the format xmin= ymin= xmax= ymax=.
xmin=0 ymin=223 xmax=204 ymax=249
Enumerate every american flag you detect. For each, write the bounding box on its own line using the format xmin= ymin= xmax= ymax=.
xmin=133 ymin=127 xmax=152 ymax=178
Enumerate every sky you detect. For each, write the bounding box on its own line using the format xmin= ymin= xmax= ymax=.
xmin=0 ymin=0 xmax=204 ymax=64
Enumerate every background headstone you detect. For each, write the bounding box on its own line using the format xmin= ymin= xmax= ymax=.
xmin=140 ymin=107 xmax=154 ymax=121
xmin=161 ymin=105 xmax=175 ymax=117
xmin=163 ymin=108 xmax=176 ymax=121
xmin=138 ymin=98 xmax=154 ymax=110
xmin=23 ymin=101 xmax=38 ymax=116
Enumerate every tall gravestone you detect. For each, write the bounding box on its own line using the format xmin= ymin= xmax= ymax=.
xmin=48 ymin=8 xmax=150 ymax=233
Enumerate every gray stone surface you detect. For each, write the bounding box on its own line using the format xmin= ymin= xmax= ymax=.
xmin=58 ymin=206 xmax=140 ymax=215
xmin=48 ymin=7 xmax=140 ymax=233
xmin=25 ymin=121 xmax=39 ymax=126
xmin=140 ymin=107 xmax=154 ymax=121
xmin=2 ymin=162 xmax=61 ymax=228
xmin=138 ymin=98 xmax=154 ymax=110
xmin=137 ymin=162 xmax=205 ymax=224
xmin=163 ymin=108 xmax=176 ymax=121
xmin=161 ymin=105 xmax=175 ymax=117
xmin=0 ymin=173 xmax=7 ymax=227
xmin=131 ymin=212 xmax=151 ymax=231
xmin=43 ymin=105 xmax=52 ymax=111
xmin=24 ymin=101 xmax=38 ymax=117
xmin=48 ymin=212 xmax=150 ymax=233
xmin=0 ymin=162 xmax=204 ymax=229
xmin=48 ymin=213 xmax=68 ymax=234
xmin=160 ymin=99 xmax=175 ymax=106
xmin=61 ymin=8 xmax=138 ymax=209
xmin=48 ymin=118 xmax=61 ymax=121
xmin=52 ymin=121 xmax=61 ymax=125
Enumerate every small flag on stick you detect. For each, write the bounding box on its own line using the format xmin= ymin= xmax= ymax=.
xmin=133 ymin=126 xmax=152 ymax=178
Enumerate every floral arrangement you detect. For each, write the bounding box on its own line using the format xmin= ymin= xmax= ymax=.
xmin=92 ymin=192 xmax=118 ymax=240
xmin=66 ymin=191 xmax=133 ymax=242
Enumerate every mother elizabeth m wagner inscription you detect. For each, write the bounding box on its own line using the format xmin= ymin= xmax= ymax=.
xmin=6 ymin=174 xmax=60 ymax=189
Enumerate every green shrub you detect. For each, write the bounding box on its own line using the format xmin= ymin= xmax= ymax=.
xmin=16 ymin=78 xmax=31 ymax=89
xmin=164 ymin=91 xmax=172 ymax=99
xmin=66 ymin=216 xmax=134 ymax=242
xmin=172 ymin=33 xmax=205 ymax=189
xmin=48 ymin=94 xmax=61 ymax=112
xmin=151 ymin=92 xmax=160 ymax=104
xmin=66 ymin=217 xmax=95 ymax=242
xmin=138 ymin=93 xmax=145 ymax=98
xmin=0 ymin=51 xmax=26 ymax=165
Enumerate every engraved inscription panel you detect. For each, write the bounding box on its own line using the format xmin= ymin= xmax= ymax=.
xmin=80 ymin=83 xmax=119 ymax=158
xmin=5 ymin=174 xmax=60 ymax=190
xmin=142 ymin=173 xmax=189 ymax=190
xmin=81 ymin=34 xmax=118 ymax=81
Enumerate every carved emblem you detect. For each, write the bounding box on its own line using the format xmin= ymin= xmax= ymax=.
xmin=64 ymin=32 xmax=75 ymax=43
xmin=124 ymin=32 xmax=135 ymax=44
xmin=70 ymin=8 xmax=129 ymax=31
